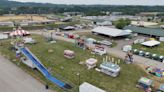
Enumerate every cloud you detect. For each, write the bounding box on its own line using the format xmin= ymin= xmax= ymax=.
xmin=11 ymin=0 xmax=164 ymax=5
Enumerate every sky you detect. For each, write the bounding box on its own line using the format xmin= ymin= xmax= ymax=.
xmin=11 ymin=0 xmax=164 ymax=5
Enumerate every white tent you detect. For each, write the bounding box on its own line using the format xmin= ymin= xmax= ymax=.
xmin=80 ymin=82 xmax=106 ymax=92
xmin=122 ymin=45 xmax=132 ymax=52
xmin=92 ymin=26 xmax=131 ymax=37
xmin=141 ymin=40 xmax=160 ymax=47
xmin=0 ymin=33 xmax=8 ymax=40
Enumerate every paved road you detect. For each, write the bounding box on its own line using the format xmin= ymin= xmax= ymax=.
xmin=107 ymin=48 xmax=164 ymax=68
xmin=32 ymin=31 xmax=164 ymax=68
xmin=0 ymin=55 xmax=53 ymax=92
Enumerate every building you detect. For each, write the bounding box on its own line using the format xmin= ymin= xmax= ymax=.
xmin=0 ymin=22 xmax=14 ymax=27
xmin=95 ymin=20 xmax=112 ymax=26
xmin=80 ymin=82 xmax=106 ymax=92
xmin=92 ymin=26 xmax=131 ymax=37
xmin=124 ymin=26 xmax=164 ymax=37
xmin=59 ymin=25 xmax=75 ymax=31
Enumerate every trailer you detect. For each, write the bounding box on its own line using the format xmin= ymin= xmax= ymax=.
xmin=100 ymin=62 xmax=120 ymax=77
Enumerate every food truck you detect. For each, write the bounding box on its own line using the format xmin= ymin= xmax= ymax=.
xmin=100 ymin=62 xmax=120 ymax=77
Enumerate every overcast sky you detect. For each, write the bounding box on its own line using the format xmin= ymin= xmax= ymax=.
xmin=11 ymin=0 xmax=164 ymax=5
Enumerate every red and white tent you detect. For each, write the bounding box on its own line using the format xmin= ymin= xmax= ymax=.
xmin=10 ymin=30 xmax=30 ymax=36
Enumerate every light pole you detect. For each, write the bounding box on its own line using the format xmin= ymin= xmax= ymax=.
xmin=76 ymin=72 xmax=80 ymax=86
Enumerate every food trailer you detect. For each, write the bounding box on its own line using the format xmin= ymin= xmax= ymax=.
xmin=92 ymin=45 xmax=107 ymax=56
xmin=64 ymin=50 xmax=75 ymax=59
xmin=100 ymin=62 xmax=120 ymax=77
xmin=136 ymin=77 xmax=153 ymax=91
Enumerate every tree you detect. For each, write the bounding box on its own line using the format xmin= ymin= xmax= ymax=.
xmin=114 ymin=18 xmax=131 ymax=29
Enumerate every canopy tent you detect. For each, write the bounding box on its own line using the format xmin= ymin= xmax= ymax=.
xmin=10 ymin=30 xmax=30 ymax=36
xmin=86 ymin=38 xmax=96 ymax=44
xmin=80 ymin=82 xmax=106 ymax=92
xmin=141 ymin=40 xmax=160 ymax=47
xmin=92 ymin=26 xmax=131 ymax=37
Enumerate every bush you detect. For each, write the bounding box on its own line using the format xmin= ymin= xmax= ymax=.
xmin=114 ymin=18 xmax=131 ymax=29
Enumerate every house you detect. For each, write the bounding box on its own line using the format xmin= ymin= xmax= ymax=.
xmin=92 ymin=26 xmax=131 ymax=37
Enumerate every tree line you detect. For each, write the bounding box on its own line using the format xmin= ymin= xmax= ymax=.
xmin=0 ymin=0 xmax=164 ymax=16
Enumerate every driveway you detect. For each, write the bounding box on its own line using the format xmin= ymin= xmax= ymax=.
xmin=0 ymin=55 xmax=53 ymax=92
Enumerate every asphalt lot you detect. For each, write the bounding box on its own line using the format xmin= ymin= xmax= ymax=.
xmin=0 ymin=55 xmax=53 ymax=92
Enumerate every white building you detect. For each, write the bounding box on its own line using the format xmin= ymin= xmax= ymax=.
xmin=92 ymin=26 xmax=131 ymax=37
xmin=0 ymin=22 xmax=14 ymax=27
xmin=80 ymin=82 xmax=106 ymax=92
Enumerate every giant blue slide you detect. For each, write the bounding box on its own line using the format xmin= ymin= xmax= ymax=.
xmin=20 ymin=47 xmax=72 ymax=89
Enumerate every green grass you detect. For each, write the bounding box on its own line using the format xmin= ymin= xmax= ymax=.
xmin=0 ymin=35 xmax=150 ymax=92
xmin=132 ymin=42 xmax=164 ymax=55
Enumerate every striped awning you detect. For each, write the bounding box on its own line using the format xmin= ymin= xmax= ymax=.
xmin=10 ymin=30 xmax=30 ymax=36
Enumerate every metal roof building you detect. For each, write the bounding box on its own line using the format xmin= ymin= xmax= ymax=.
xmin=124 ymin=26 xmax=164 ymax=37
xmin=92 ymin=26 xmax=131 ymax=37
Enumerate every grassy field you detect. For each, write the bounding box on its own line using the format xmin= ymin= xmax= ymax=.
xmin=0 ymin=35 xmax=153 ymax=92
xmin=0 ymin=15 xmax=48 ymax=21
xmin=132 ymin=42 xmax=164 ymax=55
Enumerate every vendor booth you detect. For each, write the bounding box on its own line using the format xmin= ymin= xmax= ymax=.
xmin=92 ymin=45 xmax=107 ymax=56
xmin=122 ymin=45 xmax=132 ymax=52
xmin=85 ymin=58 xmax=97 ymax=69
xmin=136 ymin=77 xmax=153 ymax=91
xmin=64 ymin=50 xmax=75 ymax=59
xmin=23 ymin=37 xmax=36 ymax=44
xmin=100 ymin=62 xmax=120 ymax=77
